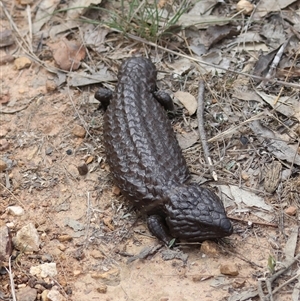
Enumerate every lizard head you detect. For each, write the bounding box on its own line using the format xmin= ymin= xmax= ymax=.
xmin=165 ymin=184 xmax=233 ymax=242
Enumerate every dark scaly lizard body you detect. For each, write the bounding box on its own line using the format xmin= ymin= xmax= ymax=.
xmin=95 ymin=57 xmax=233 ymax=243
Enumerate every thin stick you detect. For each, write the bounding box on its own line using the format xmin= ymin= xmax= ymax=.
xmin=5 ymin=257 xmax=17 ymax=301
xmin=0 ymin=182 xmax=26 ymax=208
xmin=197 ymin=80 xmax=216 ymax=180
xmin=208 ymin=111 xmax=265 ymax=143
xmin=228 ymin=215 xmax=278 ymax=228
xmin=83 ymin=191 xmax=92 ymax=249
xmin=271 ymin=272 xmax=300 ymax=296
xmin=26 ymin=4 xmax=33 ymax=52
xmin=258 ymin=253 xmax=300 ymax=301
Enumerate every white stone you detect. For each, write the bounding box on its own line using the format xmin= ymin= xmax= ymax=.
xmin=47 ymin=287 xmax=66 ymax=301
xmin=13 ymin=223 xmax=40 ymax=252
xmin=6 ymin=222 xmax=15 ymax=228
xmin=30 ymin=262 xmax=57 ymax=278
xmin=6 ymin=206 xmax=24 ymax=216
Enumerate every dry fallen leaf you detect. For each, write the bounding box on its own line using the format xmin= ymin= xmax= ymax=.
xmin=32 ymin=0 xmax=60 ymax=33
xmin=253 ymin=48 xmax=278 ymax=77
xmin=176 ymin=131 xmax=199 ymax=149
xmin=202 ymin=25 xmax=239 ymax=49
xmin=50 ymin=38 xmax=86 ymax=71
xmin=66 ymin=0 xmax=103 ymax=20
xmin=174 ymin=91 xmax=197 ymax=115
xmin=188 ymin=0 xmax=219 ymax=15
xmin=220 ymin=185 xmax=274 ymax=222
xmin=199 ymin=51 xmax=231 ymax=74
xmin=0 ymin=29 xmax=14 ymax=47
xmin=236 ymin=0 xmax=254 ymax=15
xmin=254 ymin=0 xmax=298 ymax=18
xmin=166 ymin=58 xmax=193 ymax=75
xmin=255 ymin=90 xmax=300 ymax=120
xmin=68 ymin=68 xmax=116 ymax=87
xmin=83 ymin=25 xmax=110 ymax=53
xmin=249 ymin=120 xmax=300 ymax=166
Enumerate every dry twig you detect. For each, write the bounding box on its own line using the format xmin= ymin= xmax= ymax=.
xmin=196 ymin=80 xmax=217 ymax=180
xmin=228 ymin=215 xmax=278 ymax=228
xmin=258 ymin=253 xmax=300 ymax=301
xmin=5 ymin=257 xmax=17 ymax=301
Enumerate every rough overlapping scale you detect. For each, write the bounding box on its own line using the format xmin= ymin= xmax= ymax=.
xmin=103 ymin=57 xmax=189 ymax=208
xmin=102 ymin=57 xmax=233 ymax=242
xmin=164 ymin=184 xmax=233 ymax=241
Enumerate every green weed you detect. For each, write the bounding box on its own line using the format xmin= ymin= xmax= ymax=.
xmin=105 ymin=0 xmax=189 ymax=42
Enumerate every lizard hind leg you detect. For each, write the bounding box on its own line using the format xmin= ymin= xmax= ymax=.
xmin=147 ymin=214 xmax=173 ymax=245
xmin=94 ymin=87 xmax=113 ymax=110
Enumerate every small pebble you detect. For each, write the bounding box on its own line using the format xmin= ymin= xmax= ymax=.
xmin=51 ymin=247 xmax=62 ymax=256
xmin=58 ymin=235 xmax=73 ymax=242
xmin=0 ymin=54 xmax=14 ymax=65
xmin=65 ymin=286 xmax=72 ymax=295
xmin=285 ymin=206 xmax=297 ymax=216
xmin=72 ymin=125 xmax=86 ymax=138
xmin=66 ymin=149 xmax=72 ymax=155
xmin=0 ymin=93 xmax=10 ymax=104
xmin=90 ymin=249 xmax=104 ymax=259
xmin=14 ymin=57 xmax=32 ymax=70
xmin=200 ymin=241 xmax=219 ymax=257
xmin=73 ymin=270 xmax=81 ymax=276
xmin=34 ymin=284 xmax=45 ymax=293
xmin=58 ymin=244 xmax=67 ymax=251
xmin=6 ymin=222 xmax=15 ymax=228
xmin=18 ymin=284 xmax=27 ymax=289
xmin=6 ymin=206 xmax=24 ymax=216
xmin=41 ymin=254 xmax=53 ymax=262
xmin=45 ymin=147 xmax=53 ymax=155
xmin=91 ymin=268 xmax=120 ymax=286
xmin=0 ymin=139 xmax=9 ymax=151
xmin=220 ymin=263 xmax=239 ymax=276
xmin=103 ymin=217 xmax=114 ymax=230
xmin=0 ymin=128 xmax=8 ymax=137
xmin=112 ymin=186 xmax=121 ymax=196
xmin=191 ymin=275 xmax=205 ymax=282
xmin=20 ymin=0 xmax=34 ymax=4
xmin=30 ymin=263 xmax=57 ymax=278
xmin=0 ymin=159 xmax=7 ymax=171
xmin=77 ymin=162 xmax=88 ymax=175
xmin=41 ymin=290 xmax=49 ymax=301
xmin=15 ymin=286 xmax=37 ymax=301
xmin=47 ymin=287 xmax=66 ymax=301
xmin=241 ymin=171 xmax=249 ymax=181
xmin=96 ymin=284 xmax=107 ymax=294
xmin=240 ymin=135 xmax=249 ymax=145
xmin=13 ymin=223 xmax=40 ymax=252
xmin=45 ymin=80 xmax=57 ymax=92
xmin=232 ymin=279 xmax=246 ymax=288
xmin=85 ymin=155 xmax=94 ymax=164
